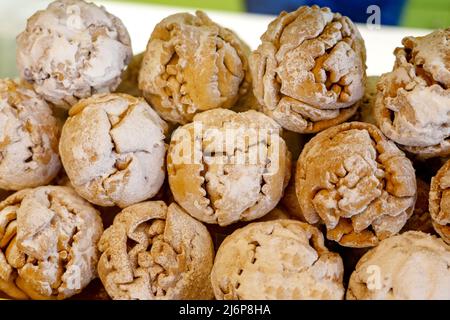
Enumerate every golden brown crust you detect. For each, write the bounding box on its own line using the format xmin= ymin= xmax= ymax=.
xmin=167 ymin=109 xmax=290 ymax=226
xmin=249 ymin=5 xmax=366 ymax=133
xmin=97 ymin=201 xmax=214 ymax=300
xmin=429 ymin=159 xmax=450 ymax=244
xmin=211 ymin=220 xmax=344 ymax=299
xmin=60 ymin=93 xmax=167 ymax=208
xmin=296 ymin=122 xmax=416 ymax=247
xmin=0 ymin=186 xmax=103 ymax=300
xmin=139 ymin=11 xmax=251 ymax=124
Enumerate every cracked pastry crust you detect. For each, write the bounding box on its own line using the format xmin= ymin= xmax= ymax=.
xmin=139 ymin=11 xmax=251 ymax=124
xmin=296 ymin=122 xmax=416 ymax=247
xmin=375 ymin=28 xmax=450 ymax=159
xmin=59 ymin=93 xmax=168 ymax=208
xmin=211 ymin=220 xmax=344 ymax=300
xmin=347 ymin=231 xmax=450 ymax=300
xmin=97 ymin=201 xmax=214 ymax=300
xmin=0 ymin=186 xmax=103 ymax=300
xmin=429 ymin=159 xmax=450 ymax=244
xmin=249 ymin=5 xmax=366 ymax=134
xmin=0 ymin=79 xmax=61 ymax=190
xmin=167 ymin=108 xmax=291 ymax=226
xmin=16 ymin=0 xmax=132 ymax=109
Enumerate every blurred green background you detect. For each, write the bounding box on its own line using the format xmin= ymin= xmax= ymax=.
xmin=115 ymin=0 xmax=449 ymax=29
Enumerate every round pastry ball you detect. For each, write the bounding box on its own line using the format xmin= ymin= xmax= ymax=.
xmin=0 ymin=186 xmax=103 ymax=300
xmin=347 ymin=231 xmax=450 ymax=300
xmin=139 ymin=11 xmax=251 ymax=124
xmin=97 ymin=201 xmax=214 ymax=300
xmin=250 ymin=5 xmax=366 ymax=134
xmin=211 ymin=220 xmax=345 ymax=300
xmin=296 ymin=122 xmax=416 ymax=247
xmin=375 ymin=28 xmax=450 ymax=159
xmin=429 ymin=159 xmax=450 ymax=244
xmin=167 ymin=108 xmax=291 ymax=226
xmin=0 ymin=79 xmax=61 ymax=190
xmin=59 ymin=93 xmax=167 ymax=208
xmin=16 ymin=0 xmax=132 ymax=109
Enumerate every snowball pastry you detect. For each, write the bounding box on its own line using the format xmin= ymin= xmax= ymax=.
xmin=59 ymin=93 xmax=167 ymax=208
xmin=97 ymin=201 xmax=214 ymax=300
xmin=167 ymin=109 xmax=291 ymax=226
xmin=250 ymin=5 xmax=366 ymax=133
xmin=211 ymin=220 xmax=344 ymax=299
xmin=0 ymin=186 xmax=103 ymax=300
xmin=296 ymin=122 xmax=416 ymax=247
xmin=139 ymin=11 xmax=251 ymax=124
xmin=0 ymin=79 xmax=60 ymax=190
xmin=347 ymin=231 xmax=450 ymax=300
xmin=17 ymin=0 xmax=132 ymax=108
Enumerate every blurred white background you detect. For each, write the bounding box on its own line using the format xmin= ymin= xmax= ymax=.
xmin=0 ymin=0 xmax=433 ymax=78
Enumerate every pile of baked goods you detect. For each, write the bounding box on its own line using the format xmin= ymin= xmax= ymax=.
xmin=0 ymin=0 xmax=449 ymax=300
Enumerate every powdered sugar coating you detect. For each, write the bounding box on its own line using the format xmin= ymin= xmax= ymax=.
xmin=249 ymin=5 xmax=366 ymax=133
xmin=16 ymin=0 xmax=132 ymax=109
xmin=296 ymin=122 xmax=416 ymax=247
xmin=167 ymin=108 xmax=291 ymax=226
xmin=0 ymin=186 xmax=103 ymax=299
xmin=59 ymin=93 xmax=167 ymax=208
xmin=211 ymin=220 xmax=344 ymax=299
xmin=139 ymin=11 xmax=251 ymax=124
xmin=347 ymin=231 xmax=450 ymax=300
xmin=97 ymin=201 xmax=214 ymax=300
xmin=0 ymin=79 xmax=61 ymax=190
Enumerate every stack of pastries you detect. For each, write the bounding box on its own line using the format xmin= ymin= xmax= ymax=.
xmin=0 ymin=0 xmax=449 ymax=300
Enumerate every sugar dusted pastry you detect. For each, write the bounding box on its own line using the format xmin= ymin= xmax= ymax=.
xmin=59 ymin=93 xmax=167 ymax=208
xmin=139 ymin=11 xmax=251 ymax=124
xmin=375 ymin=29 xmax=450 ymax=159
xmin=0 ymin=79 xmax=61 ymax=190
xmin=347 ymin=231 xmax=450 ymax=300
xmin=250 ymin=5 xmax=366 ymax=133
xmin=0 ymin=186 xmax=103 ymax=300
xmin=16 ymin=0 xmax=132 ymax=108
xmin=429 ymin=159 xmax=450 ymax=244
xmin=211 ymin=220 xmax=344 ymax=300
xmin=296 ymin=122 xmax=416 ymax=247
xmin=97 ymin=201 xmax=214 ymax=300
xmin=167 ymin=109 xmax=290 ymax=226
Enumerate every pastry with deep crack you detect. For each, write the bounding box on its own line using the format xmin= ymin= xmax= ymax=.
xmin=0 ymin=79 xmax=61 ymax=190
xmin=139 ymin=11 xmax=251 ymax=124
xmin=347 ymin=231 xmax=450 ymax=300
xmin=16 ymin=0 xmax=132 ymax=109
xmin=0 ymin=186 xmax=103 ymax=299
xmin=59 ymin=93 xmax=167 ymax=208
xmin=211 ymin=220 xmax=344 ymax=299
xmin=249 ymin=5 xmax=366 ymax=133
xmin=97 ymin=201 xmax=214 ymax=300
xmin=375 ymin=29 xmax=450 ymax=159
xmin=296 ymin=122 xmax=416 ymax=247
xmin=167 ymin=108 xmax=291 ymax=226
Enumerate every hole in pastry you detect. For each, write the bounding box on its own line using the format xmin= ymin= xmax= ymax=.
xmin=24 ymin=147 xmax=33 ymax=163
xmin=237 ymin=269 xmax=243 ymax=275
xmin=235 ymin=282 xmax=240 ymax=289
xmin=126 ymin=238 xmax=139 ymax=251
